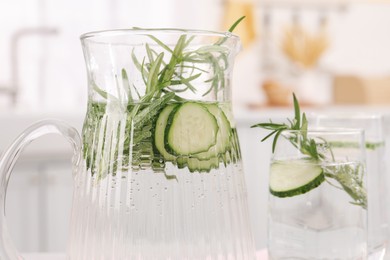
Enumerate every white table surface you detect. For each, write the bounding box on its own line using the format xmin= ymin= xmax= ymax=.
xmin=22 ymin=250 xmax=268 ymax=259
xmin=22 ymin=253 xmax=64 ymax=260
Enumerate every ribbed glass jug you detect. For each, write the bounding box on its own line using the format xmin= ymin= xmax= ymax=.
xmin=0 ymin=29 xmax=255 ymax=259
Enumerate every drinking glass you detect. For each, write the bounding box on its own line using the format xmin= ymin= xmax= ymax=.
xmin=0 ymin=29 xmax=255 ymax=259
xmin=268 ymin=129 xmax=367 ymax=260
xmin=315 ymin=114 xmax=388 ymax=260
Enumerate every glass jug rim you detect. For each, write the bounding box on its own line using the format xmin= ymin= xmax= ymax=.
xmin=80 ymin=28 xmax=240 ymax=42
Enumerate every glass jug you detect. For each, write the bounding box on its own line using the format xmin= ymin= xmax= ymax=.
xmin=0 ymin=29 xmax=255 ymax=259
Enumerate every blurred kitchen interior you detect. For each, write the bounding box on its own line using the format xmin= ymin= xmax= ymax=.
xmin=1 ymin=0 xmax=390 ymax=254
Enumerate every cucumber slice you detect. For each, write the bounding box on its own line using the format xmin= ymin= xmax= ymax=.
xmin=187 ymin=157 xmax=219 ymax=173
xmin=269 ymin=159 xmax=325 ymax=198
xmin=176 ymin=157 xmax=188 ymax=169
xmin=154 ymin=104 xmax=178 ymax=161
xmin=176 ymin=156 xmax=219 ymax=173
xmin=193 ymin=104 xmax=232 ymax=160
xmin=165 ymin=102 xmax=218 ymax=156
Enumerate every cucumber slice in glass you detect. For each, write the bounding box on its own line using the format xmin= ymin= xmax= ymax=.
xmin=269 ymin=159 xmax=325 ymax=198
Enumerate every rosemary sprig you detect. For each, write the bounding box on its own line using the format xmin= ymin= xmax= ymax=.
xmin=124 ymin=16 xmax=246 ymax=124
xmin=251 ymin=94 xmax=314 ymax=156
xmin=251 ymin=94 xmax=367 ymax=209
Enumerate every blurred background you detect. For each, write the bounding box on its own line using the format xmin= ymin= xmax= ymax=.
xmin=1 ymin=0 xmax=390 ymax=254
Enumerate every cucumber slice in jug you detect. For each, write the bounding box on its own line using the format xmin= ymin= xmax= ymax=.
xmin=165 ymin=102 xmax=218 ymax=156
xmin=192 ymin=104 xmax=232 ymax=160
xmin=176 ymin=156 xmax=220 ymax=173
xmin=269 ymin=159 xmax=325 ymax=198
xmin=154 ymin=104 xmax=178 ymax=161
xmin=187 ymin=157 xmax=219 ymax=173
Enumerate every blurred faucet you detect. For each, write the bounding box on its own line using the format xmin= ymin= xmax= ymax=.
xmin=0 ymin=27 xmax=58 ymax=106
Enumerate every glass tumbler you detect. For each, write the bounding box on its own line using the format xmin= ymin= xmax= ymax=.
xmin=268 ymin=129 xmax=367 ymax=260
xmin=315 ymin=114 xmax=388 ymax=260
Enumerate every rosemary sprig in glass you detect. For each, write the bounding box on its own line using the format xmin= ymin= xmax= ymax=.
xmin=251 ymin=94 xmax=367 ymax=209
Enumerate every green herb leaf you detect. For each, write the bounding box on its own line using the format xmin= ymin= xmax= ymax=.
xmin=147 ymin=35 xmax=173 ymax=53
xmin=292 ymin=93 xmax=300 ymax=129
xmin=93 ymin=82 xmax=119 ymax=102
xmin=121 ymin=69 xmax=132 ymax=102
xmin=228 ymin=16 xmax=246 ymax=32
xmin=146 ymin=52 xmax=164 ymax=93
xmin=272 ymin=130 xmax=283 ymax=153
xmin=132 ymin=92 xmax=175 ymax=127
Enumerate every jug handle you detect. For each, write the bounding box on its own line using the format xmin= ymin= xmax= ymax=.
xmin=0 ymin=119 xmax=82 ymax=260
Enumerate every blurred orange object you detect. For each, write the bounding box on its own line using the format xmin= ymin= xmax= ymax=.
xmin=222 ymin=0 xmax=257 ymax=48
xmin=262 ymin=79 xmax=293 ymax=106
